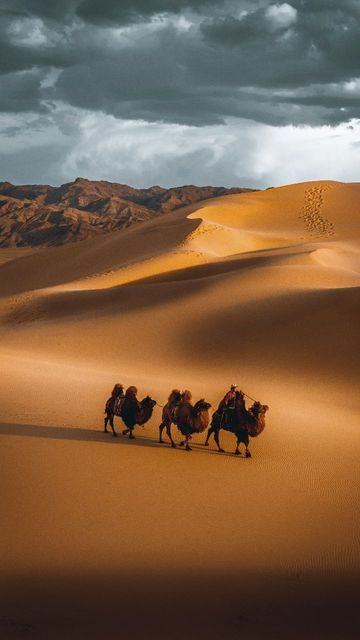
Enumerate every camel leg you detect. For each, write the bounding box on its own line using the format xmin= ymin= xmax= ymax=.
xmin=109 ymin=414 xmax=117 ymax=437
xmin=204 ymin=425 xmax=215 ymax=446
xmin=122 ymin=428 xmax=130 ymax=436
xmin=128 ymin=427 xmax=135 ymax=439
xmin=166 ymin=422 xmax=176 ymax=448
xmin=214 ymin=429 xmax=225 ymax=453
xmin=159 ymin=421 xmax=166 ymax=443
xmin=235 ymin=438 xmax=241 ymax=456
xmin=104 ymin=414 xmax=109 ymax=433
xmin=185 ymin=435 xmax=192 ymax=451
xmin=244 ymin=433 xmax=251 ymax=458
xmin=180 ymin=434 xmax=192 ymax=447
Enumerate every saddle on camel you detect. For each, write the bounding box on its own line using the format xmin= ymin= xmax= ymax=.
xmin=104 ymin=385 xmax=156 ymax=438
xmin=163 ymin=389 xmax=212 ymax=450
xmin=205 ymin=388 xmax=269 ymax=457
xmin=104 ymin=383 xmax=125 ymax=436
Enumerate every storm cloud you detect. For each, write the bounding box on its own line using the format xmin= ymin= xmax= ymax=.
xmin=0 ymin=0 xmax=359 ymax=186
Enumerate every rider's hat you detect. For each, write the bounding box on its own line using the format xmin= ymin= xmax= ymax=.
xmin=230 ymin=384 xmax=237 ymax=390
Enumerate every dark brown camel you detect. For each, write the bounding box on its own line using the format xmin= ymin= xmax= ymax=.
xmin=104 ymin=383 xmax=125 ymax=436
xmin=159 ymin=388 xmax=182 ymax=447
xmin=172 ymin=391 xmax=212 ymax=451
xmin=121 ymin=386 xmax=157 ymax=439
xmin=205 ymin=390 xmax=268 ymax=457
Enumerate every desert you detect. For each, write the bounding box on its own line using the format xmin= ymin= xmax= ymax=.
xmin=1 ymin=179 xmax=359 ymax=638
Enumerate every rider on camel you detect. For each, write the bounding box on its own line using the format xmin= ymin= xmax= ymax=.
xmin=105 ymin=383 xmax=124 ymax=415
xmin=217 ymin=384 xmax=238 ymax=426
xmin=123 ymin=386 xmax=141 ymax=412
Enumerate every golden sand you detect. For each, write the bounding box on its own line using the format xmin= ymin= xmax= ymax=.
xmin=1 ymin=180 xmax=359 ymax=583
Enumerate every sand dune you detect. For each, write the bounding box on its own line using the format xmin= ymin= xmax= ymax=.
xmin=1 ymin=180 xmax=359 ymax=638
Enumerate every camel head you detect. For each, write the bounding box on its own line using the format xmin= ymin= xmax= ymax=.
xmin=182 ymin=389 xmax=192 ymax=403
xmin=126 ymin=385 xmax=138 ymax=397
xmin=251 ymin=401 xmax=269 ymax=416
xmin=142 ymin=396 xmax=157 ymax=409
xmin=193 ymin=399 xmax=212 ymax=415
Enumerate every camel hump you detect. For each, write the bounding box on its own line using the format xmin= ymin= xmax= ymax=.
xmin=182 ymin=389 xmax=192 ymax=403
xmin=168 ymin=388 xmax=181 ymax=402
xmin=126 ymin=385 xmax=138 ymax=396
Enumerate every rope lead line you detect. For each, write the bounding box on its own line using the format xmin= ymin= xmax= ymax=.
xmin=243 ymin=392 xmax=257 ymax=403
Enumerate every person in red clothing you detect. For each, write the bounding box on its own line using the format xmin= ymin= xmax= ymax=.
xmin=216 ymin=384 xmax=238 ymax=427
xmin=217 ymin=384 xmax=237 ymax=412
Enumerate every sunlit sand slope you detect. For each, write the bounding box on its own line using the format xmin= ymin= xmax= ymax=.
xmin=1 ymin=181 xmax=359 ymax=599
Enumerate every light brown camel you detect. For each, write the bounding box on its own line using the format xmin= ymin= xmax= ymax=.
xmin=174 ymin=391 xmax=212 ymax=451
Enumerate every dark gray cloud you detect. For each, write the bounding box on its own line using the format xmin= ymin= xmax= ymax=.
xmin=76 ymin=0 xmax=190 ymax=25
xmin=201 ymin=2 xmax=360 ymax=86
xmin=0 ymin=0 xmax=359 ymax=185
xmin=1 ymin=0 xmax=359 ymax=125
xmin=0 ymin=0 xmax=78 ymax=20
xmin=0 ymin=69 xmax=49 ymax=113
xmin=1 ymin=0 xmax=233 ymax=25
xmin=0 ymin=0 xmax=360 ymax=124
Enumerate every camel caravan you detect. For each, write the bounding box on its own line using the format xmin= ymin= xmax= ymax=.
xmin=104 ymin=384 xmax=269 ymax=457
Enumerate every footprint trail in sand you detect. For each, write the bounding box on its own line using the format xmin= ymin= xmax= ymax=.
xmin=299 ymin=184 xmax=336 ymax=237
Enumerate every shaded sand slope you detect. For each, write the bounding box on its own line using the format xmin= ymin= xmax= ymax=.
xmin=1 ymin=181 xmax=360 ymax=638
xmin=0 ymin=207 xmax=201 ymax=296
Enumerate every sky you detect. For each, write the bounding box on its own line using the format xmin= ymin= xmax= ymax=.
xmin=0 ymin=0 xmax=360 ymax=188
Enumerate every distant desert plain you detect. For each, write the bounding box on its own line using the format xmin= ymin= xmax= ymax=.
xmin=1 ymin=180 xmax=359 ymax=639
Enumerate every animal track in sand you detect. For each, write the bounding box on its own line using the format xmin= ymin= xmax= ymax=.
xmin=299 ymin=184 xmax=336 ymax=238
xmin=184 ymin=222 xmax=226 ymax=243
xmin=174 ymin=248 xmax=204 ymax=257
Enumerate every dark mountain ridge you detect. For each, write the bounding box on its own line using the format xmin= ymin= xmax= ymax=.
xmin=0 ymin=177 xmax=256 ymax=247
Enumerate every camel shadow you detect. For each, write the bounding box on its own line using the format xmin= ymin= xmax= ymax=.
xmin=0 ymin=422 xmax=242 ymax=458
xmin=0 ymin=422 xmax=164 ymax=450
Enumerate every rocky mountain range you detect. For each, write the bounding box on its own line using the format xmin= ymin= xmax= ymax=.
xmin=0 ymin=178 xmax=254 ymax=247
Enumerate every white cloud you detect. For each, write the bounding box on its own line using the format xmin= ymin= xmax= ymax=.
xmin=7 ymin=17 xmax=56 ymax=47
xmin=1 ymin=104 xmax=360 ymax=188
xmin=59 ymin=108 xmax=360 ymax=188
xmin=344 ymin=78 xmax=360 ymax=94
xmin=251 ymin=119 xmax=360 ymax=186
xmin=265 ymin=3 xmax=298 ymax=29
xmin=60 ymin=110 xmax=242 ymax=186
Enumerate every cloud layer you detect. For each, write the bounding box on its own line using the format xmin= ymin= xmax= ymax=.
xmin=0 ymin=0 xmax=359 ymax=186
